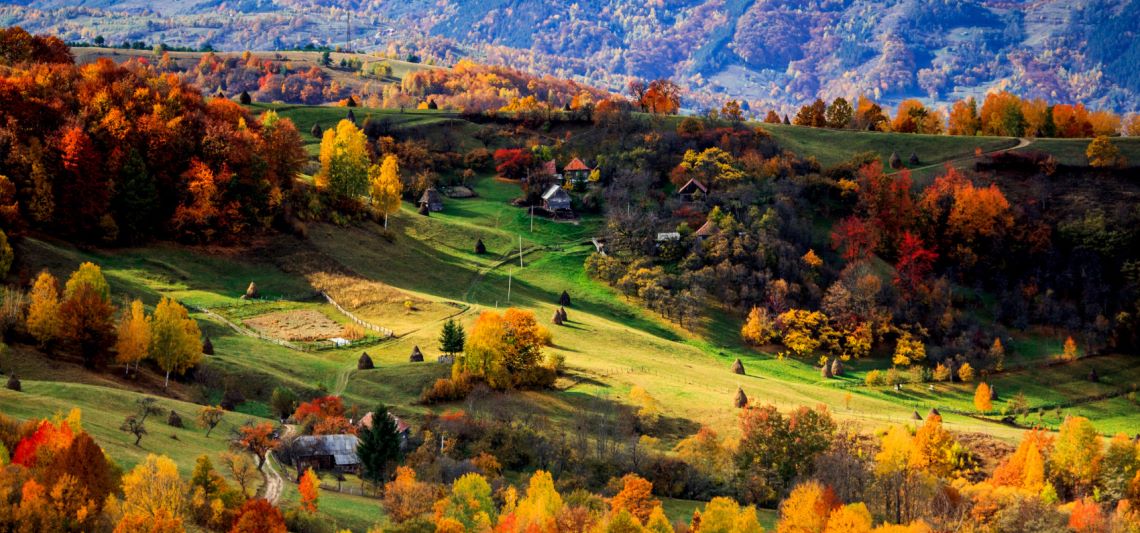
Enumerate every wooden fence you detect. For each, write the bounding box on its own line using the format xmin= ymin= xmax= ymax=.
xmin=321 ymin=292 xmax=395 ymax=338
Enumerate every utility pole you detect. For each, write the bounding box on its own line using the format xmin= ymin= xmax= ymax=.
xmin=507 ymin=269 xmax=512 ymax=303
xmin=519 ymin=235 xmax=524 ymax=268
xmin=346 ymin=11 xmax=351 ymax=51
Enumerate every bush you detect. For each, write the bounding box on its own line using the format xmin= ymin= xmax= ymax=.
xmin=420 ymin=374 xmax=474 ymax=404
xmin=864 ymin=370 xmax=884 ymax=387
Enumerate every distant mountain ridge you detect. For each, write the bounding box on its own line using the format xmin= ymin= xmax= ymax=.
xmin=4 ymin=0 xmax=1139 ymax=113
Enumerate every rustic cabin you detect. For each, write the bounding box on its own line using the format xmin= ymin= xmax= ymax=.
xmin=694 ymin=219 xmax=716 ymax=240
xmin=419 ymin=188 xmax=444 ymax=212
xmin=563 ymin=157 xmax=591 ymax=187
xmin=542 ymin=185 xmax=573 ymax=212
xmin=291 ymin=434 xmax=361 ymax=473
xmin=677 ymin=179 xmax=708 ymax=202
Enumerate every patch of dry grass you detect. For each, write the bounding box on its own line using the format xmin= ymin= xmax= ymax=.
xmin=244 ymin=309 xmax=347 ymax=341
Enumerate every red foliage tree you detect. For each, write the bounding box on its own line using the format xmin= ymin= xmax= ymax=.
xmin=893 ymin=232 xmax=938 ymax=298
xmin=230 ymin=498 xmax=287 ymax=533
xmin=830 ymin=216 xmax=880 ymax=263
xmin=493 ymin=148 xmax=535 ymax=180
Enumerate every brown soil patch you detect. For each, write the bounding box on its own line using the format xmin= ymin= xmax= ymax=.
xmin=244 ymin=309 xmax=348 ymax=341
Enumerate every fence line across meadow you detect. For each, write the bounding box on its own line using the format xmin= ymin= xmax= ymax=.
xmin=320 ymin=292 xmax=395 ymax=339
xmin=186 ymin=299 xmax=393 ymax=353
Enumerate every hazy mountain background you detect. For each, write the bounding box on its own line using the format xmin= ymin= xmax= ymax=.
xmin=3 ymin=0 xmax=1138 ymax=113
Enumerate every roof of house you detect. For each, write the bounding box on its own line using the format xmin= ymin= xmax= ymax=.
xmin=420 ymin=188 xmax=442 ymax=204
xmin=564 ymin=157 xmax=590 ymax=172
xmin=541 ymin=159 xmax=558 ymax=176
xmin=359 ymin=412 xmax=411 ymax=434
xmin=694 ymin=219 xmax=716 ymax=237
xmin=294 ymin=435 xmax=361 ymax=466
xmin=542 ymin=185 xmax=570 ymax=201
xmin=678 ymin=179 xmax=708 ymax=195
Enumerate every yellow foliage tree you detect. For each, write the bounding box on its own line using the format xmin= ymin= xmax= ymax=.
xmin=909 ymin=414 xmax=955 ymax=477
xmin=892 ymin=332 xmax=925 ymax=367
xmin=741 ymin=306 xmax=776 ymax=346
xmin=610 ymin=473 xmax=660 ymax=524
xmin=115 ymin=299 xmax=152 ymax=375
xmin=974 ymin=382 xmax=993 ymax=413
xmin=117 ymin=454 xmax=187 ymax=525
xmin=824 ymin=503 xmax=873 ymax=533
xmin=150 ymin=297 xmax=203 ymax=388
xmin=1051 ymin=416 xmax=1103 ymax=496
xmin=777 ymin=480 xmax=834 ymax=533
xmin=64 ymin=261 xmax=110 ymax=302
xmin=370 ymin=154 xmax=403 ymax=228
xmin=26 ymin=271 xmax=62 ymax=348
xmin=957 ymin=362 xmax=975 ymax=383
xmin=459 ymin=310 xmax=509 ymax=387
xmin=1087 ymin=136 xmax=1124 ymax=168
xmin=318 ymin=120 xmax=371 ymax=202
xmin=513 ymin=471 xmax=563 ymax=531
xmin=299 ymin=468 xmax=320 ymax=513
xmin=699 ymin=497 xmax=764 ymax=533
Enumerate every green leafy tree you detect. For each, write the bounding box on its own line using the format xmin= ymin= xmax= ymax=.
xmin=270 ymin=386 xmax=298 ymax=419
xmin=826 ymin=97 xmax=853 ymax=129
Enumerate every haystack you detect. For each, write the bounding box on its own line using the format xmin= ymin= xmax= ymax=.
xmin=311 ymin=123 xmax=323 ymax=138
xmin=821 ymin=361 xmax=833 ymax=379
xmin=889 ymin=151 xmax=902 ymax=169
xmin=734 ymin=387 xmax=748 ymax=408
xmin=913 ymin=410 xmax=923 ymax=422
xmin=909 ymin=151 xmax=920 ymax=165
xmin=202 ymin=336 xmax=214 ymax=355
xmin=346 ymin=109 xmax=356 ymax=123
xmin=552 ymin=310 xmax=563 ymax=325
xmin=358 ymin=352 xmax=375 ymax=370
xmin=5 ymin=374 xmax=19 ymax=392
xmin=558 ymin=307 xmax=568 ymax=322
xmin=830 ymin=358 xmax=843 ymax=377
xmin=1088 ymin=368 xmax=1099 ymax=382
xmin=928 ymin=407 xmax=941 ymax=419
xmin=989 ymin=385 xmax=997 ymax=401
xmin=167 ymin=410 xmax=183 ymax=428
xmin=560 ymin=290 xmax=571 ymax=307
xmin=242 ymin=282 xmax=259 ymax=299
xmin=418 ymin=203 xmax=430 ymax=216
xmin=409 ymin=346 xmax=424 ymax=362
xmin=239 ymin=91 xmax=251 ymax=105
xmin=475 ymin=239 xmax=487 ymax=255
xmin=731 ymin=358 xmax=745 ymax=375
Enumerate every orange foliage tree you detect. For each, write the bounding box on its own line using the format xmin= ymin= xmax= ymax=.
xmin=299 ymin=468 xmax=320 ymax=513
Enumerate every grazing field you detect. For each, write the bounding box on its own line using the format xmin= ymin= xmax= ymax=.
xmin=1014 ymin=136 xmax=1140 ymax=166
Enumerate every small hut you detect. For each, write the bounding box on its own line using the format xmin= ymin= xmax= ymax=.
xmin=242 ymin=282 xmax=259 ymax=300
xmin=830 ymin=358 xmax=843 ymax=377
xmin=909 ymin=152 xmax=920 ymax=166
xmin=409 ymin=346 xmax=424 ymax=363
xmin=167 ymin=410 xmax=184 ymax=428
xmin=677 ymin=179 xmax=708 ymax=202
xmin=202 ymin=336 xmax=214 ymax=355
xmin=889 ymin=151 xmax=902 ymax=169
xmin=6 ymin=374 xmax=20 ymax=392
xmin=358 ymin=352 xmax=375 ymax=370
xmin=541 ymin=185 xmax=572 ymax=212
xmin=559 ymin=290 xmax=571 ymax=307
xmin=734 ymin=387 xmax=748 ymax=408
xmin=731 ymin=359 xmax=745 ymax=375
xmin=419 ymin=188 xmax=443 ymax=212
xmin=475 ymin=239 xmax=487 ymax=255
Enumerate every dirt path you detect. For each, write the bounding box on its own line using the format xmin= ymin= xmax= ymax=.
xmin=262 ymin=425 xmax=295 ymax=505
xmin=888 ymin=137 xmax=1032 ymax=176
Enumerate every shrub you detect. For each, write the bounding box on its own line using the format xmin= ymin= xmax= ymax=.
xmin=885 ymin=367 xmax=903 ymax=386
xmin=420 ymin=374 xmax=474 ymax=404
xmin=864 ymin=370 xmax=884 ymax=387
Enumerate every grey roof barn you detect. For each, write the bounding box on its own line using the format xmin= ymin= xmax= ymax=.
xmin=542 ymin=185 xmax=572 ymax=211
xmin=419 ymin=188 xmax=443 ymax=212
xmin=292 ymin=434 xmax=361 ymax=472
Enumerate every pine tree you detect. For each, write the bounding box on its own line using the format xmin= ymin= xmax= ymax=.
xmin=113 ymin=149 xmax=158 ymax=243
xmin=357 ymin=405 xmax=402 ymax=487
xmin=439 ymin=318 xmax=465 ymax=357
